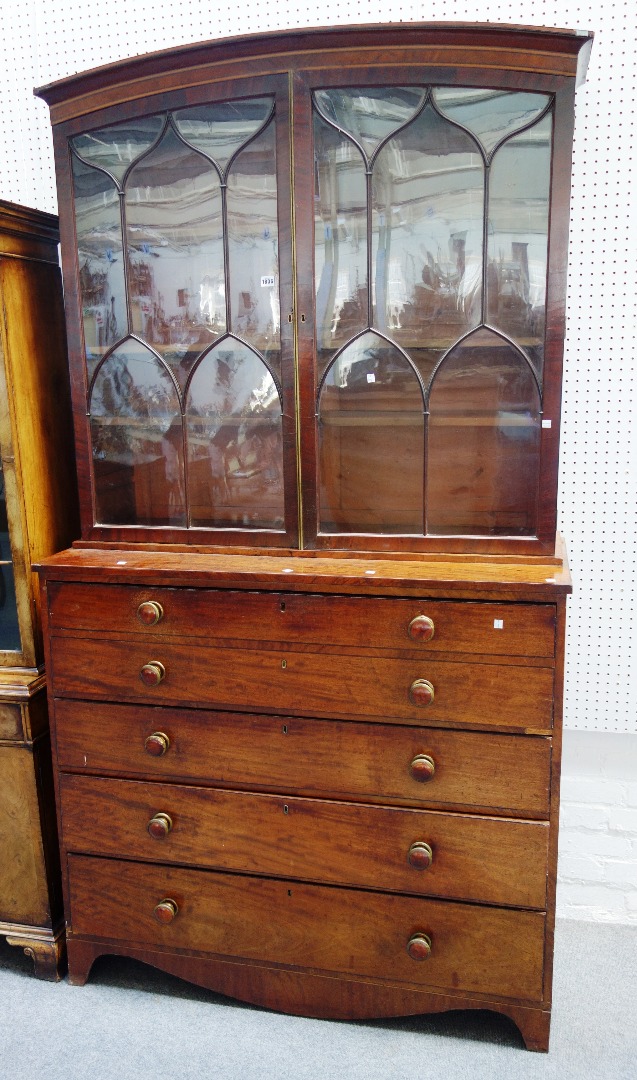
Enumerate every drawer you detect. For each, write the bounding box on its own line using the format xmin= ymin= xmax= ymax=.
xmin=54 ymin=701 xmax=552 ymax=816
xmin=47 ymin=582 xmax=556 ymax=658
xmin=68 ymin=854 xmax=546 ymax=1003
xmin=50 ymin=637 xmax=555 ymax=732
xmin=59 ymin=774 xmax=549 ymax=908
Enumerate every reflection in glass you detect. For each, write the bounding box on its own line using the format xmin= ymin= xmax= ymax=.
xmin=227 ymin=119 xmax=281 ymax=375
xmin=0 ymin=461 xmax=20 ymax=651
xmin=186 ymin=338 xmax=284 ymax=529
xmin=427 ymin=328 xmax=540 ymax=536
xmin=314 ymin=113 xmax=368 ymax=370
xmin=125 ymin=125 xmax=224 ymax=389
xmin=73 ymin=155 xmax=127 ymax=378
xmin=314 ymin=87 xmax=425 ymax=159
xmin=319 ymin=332 xmax=424 ymax=533
xmin=90 ymin=338 xmax=185 ymax=526
xmin=487 ymin=113 xmax=552 ymax=376
xmin=71 ymin=116 xmax=165 ymax=182
xmin=372 ymin=102 xmax=483 ymax=375
xmin=433 ymin=89 xmax=550 ymax=156
xmin=174 ymin=98 xmax=273 ymax=173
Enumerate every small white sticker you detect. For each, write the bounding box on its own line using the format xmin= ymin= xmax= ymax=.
xmin=493 ymin=619 xmax=504 ymax=630
xmin=542 ymin=419 xmax=552 ymax=429
xmin=367 ymin=373 xmax=376 ymax=383
xmin=261 ymin=275 xmax=275 ymax=288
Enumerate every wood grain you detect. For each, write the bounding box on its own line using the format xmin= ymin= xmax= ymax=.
xmin=47 ymin=582 xmax=557 ymax=658
xmin=49 ymin=635 xmax=555 ymax=732
xmin=68 ymin=853 xmax=546 ymax=1002
xmin=54 ymin=701 xmax=552 ymax=816
xmin=59 ymin=773 xmax=549 ymax=908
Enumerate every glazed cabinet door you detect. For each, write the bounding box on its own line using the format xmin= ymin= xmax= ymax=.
xmin=61 ymin=75 xmax=299 ymax=546
xmin=293 ymin=70 xmax=561 ymax=553
xmin=54 ymin=57 xmax=574 ymax=555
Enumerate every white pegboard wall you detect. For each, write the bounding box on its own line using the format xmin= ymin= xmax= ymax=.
xmin=1 ymin=0 xmax=635 ymax=732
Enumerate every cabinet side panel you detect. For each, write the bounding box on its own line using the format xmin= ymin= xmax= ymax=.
xmin=0 ymin=254 xmax=79 ymax=661
xmin=0 ymin=743 xmax=52 ymax=925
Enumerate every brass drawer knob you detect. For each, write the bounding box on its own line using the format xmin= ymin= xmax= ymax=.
xmin=144 ymin=731 xmax=170 ymax=757
xmin=140 ymin=661 xmax=166 ymax=687
xmin=147 ymin=812 xmax=173 ymax=839
xmin=407 ymin=933 xmax=432 ymax=961
xmin=153 ymin=898 xmax=179 ymax=924
xmin=409 ymin=754 xmax=436 ymax=782
xmin=137 ymin=600 xmax=164 ymax=626
xmin=409 ymin=678 xmax=435 ymax=707
xmin=408 ymin=615 xmax=435 ymax=642
xmin=408 ymin=841 xmax=433 ymax=870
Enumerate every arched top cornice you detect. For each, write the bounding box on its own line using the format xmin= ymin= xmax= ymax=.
xmin=36 ymin=24 xmax=593 ymax=126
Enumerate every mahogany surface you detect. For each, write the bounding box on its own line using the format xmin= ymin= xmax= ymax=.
xmin=33 ymin=21 xmax=590 ymax=1049
xmin=53 ymin=701 xmax=553 ymax=817
xmin=68 ymin=853 xmax=547 ymax=1002
xmin=59 ymin=773 xmax=549 ymax=907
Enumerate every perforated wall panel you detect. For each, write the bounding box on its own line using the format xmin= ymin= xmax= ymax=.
xmin=0 ymin=0 xmax=634 ymax=731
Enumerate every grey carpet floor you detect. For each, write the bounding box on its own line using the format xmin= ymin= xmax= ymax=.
xmin=1 ymin=919 xmax=635 ymax=1080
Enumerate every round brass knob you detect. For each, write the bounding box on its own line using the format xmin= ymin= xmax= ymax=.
xmin=409 ymin=754 xmax=436 ymax=783
xmin=407 ymin=933 xmax=432 ymax=961
xmin=408 ymin=841 xmax=434 ymax=870
xmin=137 ymin=601 xmax=164 ymax=626
xmin=409 ymin=678 xmax=435 ymax=707
xmin=147 ymin=812 xmax=173 ymax=839
xmin=144 ymin=731 xmax=170 ymax=757
xmin=140 ymin=661 xmax=166 ymax=687
xmin=408 ymin=615 xmax=435 ymax=643
xmin=153 ymin=898 xmax=178 ymax=924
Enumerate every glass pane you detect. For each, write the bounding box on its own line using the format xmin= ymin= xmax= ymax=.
xmin=174 ymin=98 xmax=273 ymax=174
xmin=186 ymin=338 xmax=284 ymax=529
xmin=319 ymin=332 xmax=424 ymax=534
xmin=313 ymin=87 xmax=425 ymax=160
xmin=372 ymin=102 xmax=483 ymax=381
xmin=226 ymin=119 xmax=281 ymax=376
xmin=433 ymin=89 xmax=550 ymax=157
xmin=90 ymin=338 xmax=185 ymax=527
xmin=427 ymin=328 xmax=540 ymax=536
xmin=72 ymin=115 xmax=165 ymax=182
xmin=314 ymin=113 xmax=368 ymax=374
xmin=0 ymin=462 xmax=20 ymax=651
xmin=72 ymin=155 xmax=127 ymax=379
xmin=126 ymin=125 xmax=225 ymax=389
xmin=487 ymin=113 xmax=553 ymax=376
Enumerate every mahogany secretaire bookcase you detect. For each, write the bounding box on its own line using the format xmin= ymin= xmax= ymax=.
xmin=0 ymin=201 xmax=78 ymax=978
xmin=34 ymin=23 xmax=592 ymax=1049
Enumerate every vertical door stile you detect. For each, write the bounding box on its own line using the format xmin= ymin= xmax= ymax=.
xmin=291 ymin=70 xmax=319 ymax=549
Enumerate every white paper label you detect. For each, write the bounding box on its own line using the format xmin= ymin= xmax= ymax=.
xmin=367 ymin=373 xmax=376 ymax=383
xmin=493 ymin=619 xmax=504 ymax=630
xmin=261 ymin=275 xmax=275 ymax=288
xmin=542 ymin=419 xmax=552 ymax=428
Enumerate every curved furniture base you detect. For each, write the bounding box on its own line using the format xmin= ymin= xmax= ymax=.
xmin=67 ymin=937 xmax=551 ymax=1052
xmin=3 ymin=922 xmax=66 ymax=981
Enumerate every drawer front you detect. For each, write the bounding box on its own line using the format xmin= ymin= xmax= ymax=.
xmin=59 ymin=774 xmax=549 ymax=908
xmin=48 ymin=582 xmax=556 ymax=658
xmin=54 ymin=701 xmax=552 ymax=816
xmin=50 ymin=637 xmax=554 ymax=732
xmin=68 ymin=854 xmax=546 ymax=1002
